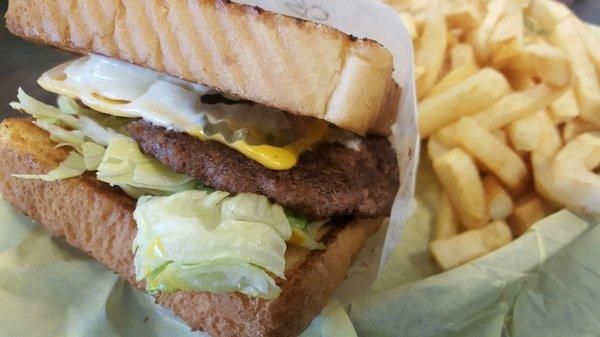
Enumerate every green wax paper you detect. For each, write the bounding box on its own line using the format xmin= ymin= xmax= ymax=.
xmin=351 ymin=210 xmax=599 ymax=337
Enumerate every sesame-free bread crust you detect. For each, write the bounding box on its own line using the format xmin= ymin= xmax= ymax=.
xmin=0 ymin=118 xmax=382 ymax=337
xmin=5 ymin=0 xmax=396 ymax=135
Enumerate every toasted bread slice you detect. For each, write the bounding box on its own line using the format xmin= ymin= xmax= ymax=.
xmin=5 ymin=0 xmax=397 ymax=135
xmin=0 ymin=118 xmax=382 ymax=337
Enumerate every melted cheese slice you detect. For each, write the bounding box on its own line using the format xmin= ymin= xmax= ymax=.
xmin=38 ymin=55 xmax=327 ymax=170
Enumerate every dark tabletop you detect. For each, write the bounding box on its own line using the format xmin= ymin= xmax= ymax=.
xmin=0 ymin=1 xmax=599 ymax=120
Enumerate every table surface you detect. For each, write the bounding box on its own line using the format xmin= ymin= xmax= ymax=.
xmin=0 ymin=1 xmax=599 ymax=119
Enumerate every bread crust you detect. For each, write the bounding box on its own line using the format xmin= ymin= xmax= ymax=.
xmin=0 ymin=118 xmax=382 ymax=337
xmin=6 ymin=0 xmax=396 ymax=135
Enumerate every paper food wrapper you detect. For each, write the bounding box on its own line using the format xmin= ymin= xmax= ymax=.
xmin=0 ymin=0 xmax=418 ymax=336
xmin=351 ymin=211 xmax=600 ymax=337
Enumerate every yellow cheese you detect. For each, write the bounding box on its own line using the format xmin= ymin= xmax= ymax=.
xmin=38 ymin=55 xmax=326 ymax=170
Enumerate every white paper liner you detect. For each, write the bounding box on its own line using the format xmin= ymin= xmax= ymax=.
xmin=232 ymin=0 xmax=419 ymax=302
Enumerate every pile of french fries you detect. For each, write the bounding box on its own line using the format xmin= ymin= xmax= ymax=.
xmin=388 ymin=0 xmax=600 ymax=271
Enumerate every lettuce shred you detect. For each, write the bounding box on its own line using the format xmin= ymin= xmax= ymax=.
xmin=10 ymin=89 xmax=196 ymax=197
xmin=133 ymin=190 xmax=291 ymax=299
xmin=288 ymin=219 xmax=328 ymax=250
xmin=12 ymin=151 xmax=86 ymax=182
xmin=96 ymin=136 xmax=195 ymax=194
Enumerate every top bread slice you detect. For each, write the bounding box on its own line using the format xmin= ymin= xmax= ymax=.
xmin=0 ymin=118 xmax=383 ymax=337
xmin=5 ymin=0 xmax=397 ymax=135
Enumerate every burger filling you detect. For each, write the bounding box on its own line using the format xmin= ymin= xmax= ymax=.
xmin=9 ymin=54 xmax=399 ymax=299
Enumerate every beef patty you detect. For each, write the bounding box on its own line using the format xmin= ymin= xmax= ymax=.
xmin=128 ymin=120 xmax=399 ymax=219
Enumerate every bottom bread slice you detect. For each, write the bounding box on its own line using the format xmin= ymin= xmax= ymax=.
xmin=0 ymin=118 xmax=382 ymax=337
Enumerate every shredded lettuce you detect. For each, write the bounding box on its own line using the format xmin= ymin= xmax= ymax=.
xmin=285 ymin=210 xmax=308 ymax=229
xmin=11 ymin=90 xmax=196 ymax=197
xmin=57 ymin=95 xmax=127 ymax=125
xmin=33 ymin=119 xmax=85 ymax=149
xmin=283 ymin=210 xmax=327 ymax=249
xmin=11 ymin=89 xmax=86 ymax=150
xmin=81 ymin=141 xmax=106 ymax=170
xmin=11 ymin=91 xmax=126 ymax=150
xmin=133 ymin=190 xmax=290 ymax=298
xmin=78 ymin=116 xmax=115 ymax=146
xmin=144 ymin=261 xmax=280 ymax=297
xmin=117 ymin=185 xmax=176 ymax=199
xmin=221 ymin=193 xmax=292 ymax=240
xmin=288 ymin=219 xmax=328 ymax=250
xmin=97 ymin=136 xmax=195 ymax=194
xmin=56 ymin=95 xmax=92 ymax=116
xmin=58 ymin=96 xmax=129 ymax=145
xmin=11 ymin=88 xmax=80 ymax=128
xmin=12 ymin=151 xmax=86 ymax=181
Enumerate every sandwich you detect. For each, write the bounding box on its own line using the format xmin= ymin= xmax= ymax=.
xmin=1 ymin=0 xmax=401 ymax=336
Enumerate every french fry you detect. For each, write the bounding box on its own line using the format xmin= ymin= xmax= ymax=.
xmin=551 ymin=17 xmax=600 ymax=127
xmin=399 ymin=0 xmax=600 ymax=276
xmin=447 ymin=29 xmax=462 ymax=49
xmin=549 ymin=88 xmax=580 ymax=124
xmin=427 ymin=136 xmax=451 ymax=163
xmin=493 ymin=129 xmax=509 ymax=146
xmin=415 ymin=66 xmax=426 ymax=83
xmin=423 ymin=63 xmax=479 ymax=98
xmin=506 ymin=110 xmax=543 ymax=151
xmin=438 ymin=60 xmax=452 ymax=81
xmin=575 ymin=19 xmax=600 ymax=74
xmin=505 ymin=70 xmax=537 ymax=90
xmin=515 ymin=0 xmax=533 ymax=9
xmin=531 ymin=110 xmax=562 ymax=202
xmin=533 ymin=110 xmax=563 ymax=157
xmin=527 ymin=0 xmax=572 ymax=33
xmin=433 ymin=124 xmax=459 ymax=147
xmin=430 ymin=221 xmax=512 ymax=270
xmin=398 ymin=12 xmax=418 ymax=40
xmin=416 ymin=0 xmax=447 ymax=98
xmin=466 ymin=0 xmax=508 ymax=63
xmin=523 ymin=16 xmax=546 ymax=37
xmin=450 ymin=44 xmax=476 ymax=69
xmin=408 ymin=0 xmax=428 ymax=14
xmin=434 ymin=83 xmax=563 ymax=146
xmin=481 ymin=130 xmax=516 ymax=173
xmin=384 ymin=0 xmax=411 ymax=13
xmin=412 ymin=0 xmax=482 ymax=31
xmin=505 ymin=41 xmax=571 ymax=86
xmin=419 ymin=68 xmax=511 ymax=138
xmin=433 ymin=148 xmax=489 ymax=229
xmin=433 ymin=192 xmax=460 ymax=240
xmin=562 ymin=118 xmax=597 ymax=143
xmin=507 ymin=194 xmax=548 ymax=236
xmin=490 ymin=8 xmax=524 ymax=67
xmin=455 ymin=117 xmax=529 ymax=195
xmin=471 ymin=84 xmax=564 ymax=131
xmin=483 ymin=176 xmax=514 ymax=221
xmin=445 ymin=0 xmax=483 ymax=30
xmin=550 ymin=132 xmax=600 ymax=215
